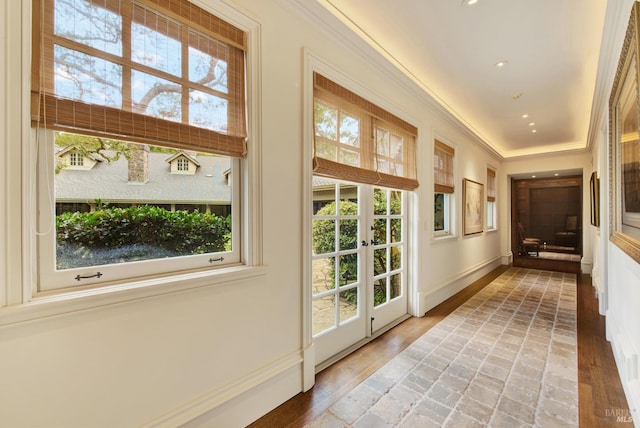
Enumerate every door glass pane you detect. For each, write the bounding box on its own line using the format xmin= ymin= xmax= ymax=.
xmin=391 ymin=245 xmax=402 ymax=271
xmin=340 ymin=184 xmax=358 ymax=212
xmin=390 ymin=190 xmax=402 ymax=215
xmin=374 ymin=188 xmax=386 ymax=215
xmin=390 ymin=218 xmax=402 ymax=243
xmin=373 ymin=278 xmax=387 ymax=307
xmin=374 ymin=248 xmax=387 ymax=276
xmin=390 ymin=273 xmax=402 ymax=299
xmin=312 ymin=219 xmax=335 ymax=254
xmin=312 ymin=257 xmax=335 ymax=293
xmin=339 ymin=220 xmax=358 ymax=250
xmin=313 ymin=295 xmax=336 ymax=335
xmin=339 ymin=288 xmax=358 ymax=323
xmin=339 ymin=254 xmax=358 ymax=286
xmin=373 ymin=219 xmax=387 ymax=245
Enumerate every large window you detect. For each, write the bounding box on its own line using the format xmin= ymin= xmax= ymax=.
xmin=487 ymin=168 xmax=496 ymax=230
xmin=434 ymin=139 xmax=454 ymax=236
xmin=32 ymin=0 xmax=247 ymax=291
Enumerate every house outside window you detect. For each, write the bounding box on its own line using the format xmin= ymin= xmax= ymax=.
xmin=32 ymin=0 xmax=248 ymax=292
xmin=434 ymin=139 xmax=455 ymax=236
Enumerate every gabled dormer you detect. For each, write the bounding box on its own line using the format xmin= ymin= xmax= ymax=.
xmin=166 ymin=151 xmax=200 ymax=175
xmin=56 ymin=146 xmax=101 ymax=171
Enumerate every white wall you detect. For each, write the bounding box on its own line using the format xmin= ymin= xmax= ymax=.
xmin=0 ymin=0 xmax=547 ymax=426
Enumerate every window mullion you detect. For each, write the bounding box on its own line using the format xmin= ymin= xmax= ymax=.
xmin=122 ymin=0 xmax=133 ymax=111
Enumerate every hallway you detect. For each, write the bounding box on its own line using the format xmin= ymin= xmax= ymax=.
xmin=250 ymin=267 xmax=630 ymax=427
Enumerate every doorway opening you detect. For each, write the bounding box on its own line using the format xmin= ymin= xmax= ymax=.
xmin=511 ymin=175 xmax=582 ymax=273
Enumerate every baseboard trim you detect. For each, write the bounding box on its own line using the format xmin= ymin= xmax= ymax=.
xmin=417 ymin=256 xmax=502 ymax=316
xmin=142 ymin=350 xmax=303 ymax=427
xmin=606 ymin=315 xmax=640 ymax=425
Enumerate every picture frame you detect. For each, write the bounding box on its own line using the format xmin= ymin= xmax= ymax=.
xmin=609 ymin=2 xmax=640 ymax=263
xmin=463 ymin=178 xmax=484 ymax=236
xmin=590 ymin=172 xmax=600 ymax=227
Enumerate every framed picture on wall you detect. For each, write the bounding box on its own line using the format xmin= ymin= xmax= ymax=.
xmin=609 ymin=2 xmax=640 ymax=263
xmin=463 ymin=178 xmax=484 ymax=236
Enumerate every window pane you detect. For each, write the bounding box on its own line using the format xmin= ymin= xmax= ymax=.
xmin=189 ymin=90 xmax=229 ymax=132
xmin=313 ymin=294 xmax=335 ymax=335
xmin=339 ymin=288 xmax=358 ymax=323
xmin=54 ymin=134 xmax=232 ymax=270
xmin=132 ymin=4 xmax=182 ymax=77
xmin=374 ymin=188 xmax=386 ymax=215
xmin=390 ymin=190 xmax=402 ymax=215
xmin=339 ymin=184 xmax=358 ymax=212
xmin=373 ymin=278 xmax=387 ymax=307
xmin=189 ymin=31 xmax=228 ymax=93
xmin=314 ymin=101 xmax=338 ymax=140
xmin=54 ymin=0 xmax=123 ymax=56
xmin=390 ymin=273 xmax=401 ymax=299
xmin=312 ymin=219 xmax=336 ymax=254
xmin=391 ymin=245 xmax=401 ymax=271
xmin=390 ymin=218 xmax=402 ymax=243
xmin=435 ymin=193 xmax=445 ymax=231
xmin=339 ymin=254 xmax=358 ymax=285
xmin=54 ymin=46 xmax=123 ymax=107
xmin=312 ymin=257 xmax=335 ymax=293
xmin=340 ymin=114 xmax=360 ymax=147
xmin=132 ymin=70 xmax=181 ymax=120
xmin=339 ymin=220 xmax=358 ymax=251
xmin=374 ymin=219 xmax=387 ymax=245
xmin=374 ymin=248 xmax=386 ymax=276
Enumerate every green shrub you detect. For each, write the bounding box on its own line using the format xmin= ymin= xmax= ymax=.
xmin=56 ymin=206 xmax=230 ymax=267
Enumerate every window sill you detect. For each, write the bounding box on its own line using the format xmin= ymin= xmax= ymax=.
xmin=432 ymin=233 xmax=457 ymax=242
xmin=0 ymin=265 xmax=266 ymax=328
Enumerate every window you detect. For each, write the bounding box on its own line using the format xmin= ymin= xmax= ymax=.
xmin=434 ymin=139 xmax=454 ymax=235
xmin=177 ymin=157 xmax=189 ymax=171
xmin=487 ymin=168 xmax=496 ymax=230
xmin=32 ymin=0 xmax=247 ymax=291
xmin=313 ymin=73 xmax=418 ymax=190
xmin=69 ymin=152 xmax=83 ymax=167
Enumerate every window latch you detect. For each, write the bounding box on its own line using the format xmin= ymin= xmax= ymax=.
xmin=75 ymin=272 xmax=103 ymax=281
xmin=209 ymin=257 xmax=225 ymax=263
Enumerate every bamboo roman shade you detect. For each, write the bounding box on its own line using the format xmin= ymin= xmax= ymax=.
xmin=487 ymin=168 xmax=496 ymax=202
xmin=434 ymin=140 xmax=454 ymax=193
xmin=313 ymin=73 xmax=419 ymax=191
xmin=32 ymin=0 xmax=247 ymax=158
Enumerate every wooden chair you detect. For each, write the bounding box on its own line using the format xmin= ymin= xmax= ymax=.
xmin=517 ymin=222 xmax=541 ymax=256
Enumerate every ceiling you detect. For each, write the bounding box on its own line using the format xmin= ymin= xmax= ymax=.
xmin=315 ymin=0 xmax=609 ymax=159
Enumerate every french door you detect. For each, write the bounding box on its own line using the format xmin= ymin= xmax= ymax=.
xmin=311 ymin=178 xmax=408 ymax=365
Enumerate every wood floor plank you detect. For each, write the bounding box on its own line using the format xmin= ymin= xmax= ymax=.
xmin=250 ymin=266 xmax=630 ymax=427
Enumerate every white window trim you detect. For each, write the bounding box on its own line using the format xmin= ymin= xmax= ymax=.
xmin=1 ymin=0 xmax=264 ymax=327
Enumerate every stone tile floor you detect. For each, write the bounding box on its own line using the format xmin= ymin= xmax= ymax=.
xmin=305 ymin=268 xmax=577 ymax=427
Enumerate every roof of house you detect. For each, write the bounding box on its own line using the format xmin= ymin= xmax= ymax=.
xmin=55 ymin=150 xmax=231 ymax=204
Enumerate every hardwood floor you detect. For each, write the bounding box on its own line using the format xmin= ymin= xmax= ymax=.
xmin=249 ymin=266 xmax=630 ymax=427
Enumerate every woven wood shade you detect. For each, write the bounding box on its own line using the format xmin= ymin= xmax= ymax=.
xmin=313 ymin=73 xmax=418 ymax=191
xmin=32 ymin=0 xmax=247 ymax=158
xmin=487 ymin=168 xmax=496 ymax=202
xmin=434 ymin=139 xmax=454 ymax=194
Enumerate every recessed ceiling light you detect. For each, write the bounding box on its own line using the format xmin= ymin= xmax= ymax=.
xmin=554 ymin=173 xmax=559 ymax=176
xmin=532 ymin=129 xmax=537 ymax=133
xmin=528 ymin=122 xmax=535 ymax=126
xmin=532 ymin=175 xmax=537 ymax=178
xmin=522 ymin=114 xmax=529 ymax=119
xmin=466 ymin=0 xmax=479 ymax=5
xmin=495 ymin=61 xmax=508 ymax=68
